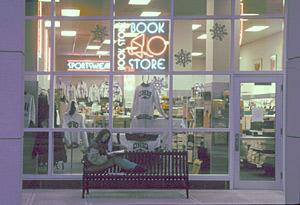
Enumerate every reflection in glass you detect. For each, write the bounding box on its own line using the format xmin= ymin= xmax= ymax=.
xmin=54 ymin=76 xmax=109 ymax=128
xmin=239 ymin=0 xmax=284 ymax=16
xmin=174 ymin=20 xmax=231 ymax=71
xmin=237 ymin=19 xmax=283 ymax=71
xmin=114 ymin=0 xmax=170 ymax=16
xmin=173 ymin=75 xmax=229 ymax=128
xmin=113 ymin=75 xmax=169 ymax=128
xmin=24 ymin=75 xmax=50 ymax=128
xmin=174 ymin=0 xmax=231 ymax=16
xmin=55 ymin=21 xmax=111 ymax=71
xmin=23 ymin=132 xmax=48 ymax=174
xmin=25 ymin=20 xmax=52 ymax=72
xmin=240 ymin=83 xmax=276 ymax=181
xmin=173 ymin=132 xmax=228 ymax=174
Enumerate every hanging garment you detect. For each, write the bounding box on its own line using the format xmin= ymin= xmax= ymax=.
xmin=57 ymin=80 xmax=67 ymax=98
xmin=89 ymin=84 xmax=100 ymax=102
xmin=54 ymin=132 xmax=67 ymax=163
xmin=130 ymin=83 xmax=167 ymax=119
xmin=99 ymin=81 xmax=109 ymax=98
xmin=77 ymin=81 xmax=88 ymax=99
xmin=66 ymin=84 xmax=77 ymax=102
xmin=24 ymin=93 xmax=36 ymax=128
xmin=113 ymin=82 xmax=123 ymax=102
xmin=37 ymin=91 xmax=49 ymax=128
xmin=32 ymin=132 xmax=48 ymax=165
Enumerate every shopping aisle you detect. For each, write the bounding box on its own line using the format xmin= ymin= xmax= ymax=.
xmin=22 ymin=189 xmax=284 ymax=205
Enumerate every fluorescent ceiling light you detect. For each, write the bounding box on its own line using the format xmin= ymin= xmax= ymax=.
xmin=245 ymin=26 xmax=269 ymax=32
xmin=86 ymin=45 xmax=101 ymax=50
xmin=45 ymin=21 xmax=60 ymax=28
xmin=39 ymin=0 xmax=60 ymax=2
xmin=61 ymin=9 xmax=80 ymax=17
xmin=124 ymin=33 xmax=140 ymax=38
xmin=61 ymin=31 xmax=76 ymax=37
xmin=192 ymin=52 xmax=203 ymax=57
xmin=140 ymin=11 xmax=161 ymax=17
xmin=97 ymin=51 xmax=110 ymax=56
xmin=241 ymin=13 xmax=259 ymax=16
xmin=102 ymin=39 xmax=111 ymax=44
xmin=192 ymin=24 xmax=201 ymax=30
xmin=114 ymin=22 xmax=131 ymax=30
xmin=129 ymin=0 xmax=151 ymax=5
xmin=197 ymin=34 xmax=207 ymax=40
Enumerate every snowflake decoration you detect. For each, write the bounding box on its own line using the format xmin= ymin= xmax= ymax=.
xmin=91 ymin=25 xmax=108 ymax=42
xmin=152 ymin=76 xmax=166 ymax=94
xmin=174 ymin=49 xmax=191 ymax=67
xmin=210 ymin=23 xmax=228 ymax=41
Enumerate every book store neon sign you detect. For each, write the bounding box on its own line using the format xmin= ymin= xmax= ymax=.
xmin=115 ymin=20 xmax=169 ymax=71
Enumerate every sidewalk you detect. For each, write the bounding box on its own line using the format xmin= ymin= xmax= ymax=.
xmin=22 ymin=189 xmax=284 ymax=205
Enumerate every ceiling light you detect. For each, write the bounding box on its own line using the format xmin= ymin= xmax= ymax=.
xmin=129 ymin=0 xmax=151 ymax=5
xmin=61 ymin=9 xmax=80 ymax=17
xmin=45 ymin=21 xmax=60 ymax=28
xmin=241 ymin=13 xmax=259 ymax=16
xmin=102 ymin=39 xmax=111 ymax=44
xmin=114 ymin=22 xmax=131 ymax=30
xmin=61 ymin=31 xmax=76 ymax=37
xmin=197 ymin=34 xmax=207 ymax=40
xmin=97 ymin=51 xmax=110 ymax=56
xmin=192 ymin=52 xmax=203 ymax=57
xmin=39 ymin=0 xmax=60 ymax=2
xmin=140 ymin=11 xmax=161 ymax=17
xmin=192 ymin=24 xmax=201 ymax=30
xmin=86 ymin=45 xmax=101 ymax=50
xmin=245 ymin=26 xmax=269 ymax=32
xmin=124 ymin=33 xmax=140 ymax=38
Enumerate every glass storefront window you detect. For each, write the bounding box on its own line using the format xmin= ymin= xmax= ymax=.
xmin=113 ymin=75 xmax=169 ymax=128
xmin=173 ymin=75 xmax=230 ymax=128
xmin=238 ymin=0 xmax=284 ymax=16
xmin=24 ymin=75 xmax=50 ymax=128
xmin=54 ymin=76 xmax=109 ymax=128
xmin=173 ymin=132 xmax=229 ymax=174
xmin=237 ymin=19 xmax=284 ymax=71
xmin=25 ymin=20 xmax=52 ymax=72
xmin=114 ymin=0 xmax=170 ymax=17
xmin=26 ymin=0 xmax=51 ymax=16
xmin=55 ymin=0 xmax=110 ymax=16
xmin=174 ymin=0 xmax=232 ymax=16
xmin=23 ymin=132 xmax=49 ymax=174
xmin=174 ymin=20 xmax=231 ymax=71
xmin=55 ymin=20 xmax=111 ymax=72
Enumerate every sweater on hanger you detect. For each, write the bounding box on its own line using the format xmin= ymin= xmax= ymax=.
xmin=24 ymin=94 xmax=36 ymax=128
xmin=66 ymin=84 xmax=77 ymax=102
xmin=77 ymin=81 xmax=88 ymax=99
xmin=89 ymin=84 xmax=100 ymax=102
xmin=99 ymin=81 xmax=109 ymax=98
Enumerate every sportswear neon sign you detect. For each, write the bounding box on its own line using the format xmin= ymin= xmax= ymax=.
xmin=67 ymin=60 xmax=110 ymax=71
xmin=114 ymin=20 xmax=169 ymax=72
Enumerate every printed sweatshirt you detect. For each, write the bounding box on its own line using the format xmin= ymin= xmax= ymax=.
xmin=130 ymin=83 xmax=167 ymax=119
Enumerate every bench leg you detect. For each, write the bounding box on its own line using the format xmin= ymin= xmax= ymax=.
xmin=186 ymin=188 xmax=189 ymax=199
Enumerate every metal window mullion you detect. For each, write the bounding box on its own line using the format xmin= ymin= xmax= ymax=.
xmin=108 ymin=0 xmax=114 ymax=131
xmin=47 ymin=130 xmax=53 ymax=177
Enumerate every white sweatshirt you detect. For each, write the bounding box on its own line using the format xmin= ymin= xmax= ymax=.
xmin=66 ymin=84 xmax=77 ymax=102
xmin=62 ymin=110 xmax=89 ymax=148
xmin=113 ymin=82 xmax=123 ymax=102
xmin=130 ymin=83 xmax=167 ymax=119
xmin=99 ymin=81 xmax=109 ymax=98
xmin=77 ymin=81 xmax=88 ymax=99
xmin=24 ymin=94 xmax=36 ymax=128
xmin=89 ymin=84 xmax=100 ymax=102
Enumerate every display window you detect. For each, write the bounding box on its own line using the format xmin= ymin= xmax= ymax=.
xmin=23 ymin=132 xmax=49 ymax=174
xmin=55 ymin=0 xmax=110 ymax=16
xmin=174 ymin=20 xmax=231 ymax=71
xmin=237 ymin=19 xmax=284 ymax=71
xmin=173 ymin=75 xmax=230 ymax=128
xmin=174 ymin=0 xmax=232 ymax=16
xmin=24 ymin=75 xmax=50 ymax=128
xmin=25 ymin=20 xmax=52 ymax=72
xmin=238 ymin=0 xmax=284 ymax=16
xmin=26 ymin=0 xmax=51 ymax=16
xmin=54 ymin=76 xmax=110 ymax=128
xmin=173 ymin=132 xmax=229 ymax=174
xmin=114 ymin=0 xmax=170 ymax=17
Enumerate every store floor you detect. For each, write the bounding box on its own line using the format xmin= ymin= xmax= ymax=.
xmin=22 ymin=189 xmax=284 ymax=204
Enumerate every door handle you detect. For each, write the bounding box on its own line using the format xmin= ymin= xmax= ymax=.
xmin=235 ymin=133 xmax=240 ymax=152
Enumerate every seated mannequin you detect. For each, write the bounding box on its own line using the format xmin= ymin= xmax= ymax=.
xmin=86 ymin=129 xmax=146 ymax=173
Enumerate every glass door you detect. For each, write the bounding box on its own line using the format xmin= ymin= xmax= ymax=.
xmin=233 ymin=76 xmax=283 ymax=189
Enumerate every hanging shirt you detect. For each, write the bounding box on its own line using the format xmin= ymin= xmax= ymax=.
xmin=77 ymin=81 xmax=88 ymax=99
xmin=130 ymin=83 xmax=168 ymax=119
xmin=24 ymin=94 xmax=36 ymax=128
xmin=57 ymin=81 xmax=67 ymax=98
xmin=113 ymin=82 xmax=122 ymax=102
xmin=99 ymin=81 xmax=109 ymax=98
xmin=66 ymin=84 xmax=77 ymax=102
xmin=89 ymin=84 xmax=100 ymax=102
xmin=62 ymin=112 xmax=89 ymax=149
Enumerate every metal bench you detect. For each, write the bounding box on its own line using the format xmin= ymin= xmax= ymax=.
xmin=82 ymin=151 xmax=189 ymax=198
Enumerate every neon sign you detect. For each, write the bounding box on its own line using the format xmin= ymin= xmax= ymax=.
xmin=114 ymin=20 xmax=169 ymax=72
xmin=66 ymin=60 xmax=110 ymax=71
